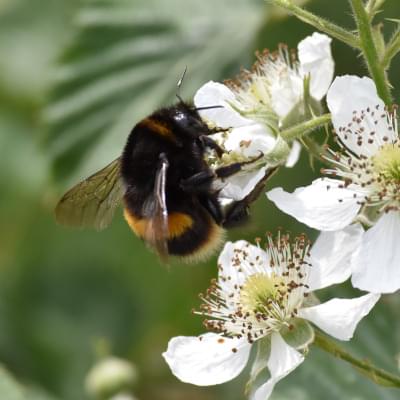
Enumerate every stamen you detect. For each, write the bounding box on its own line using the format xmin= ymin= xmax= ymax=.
xmin=323 ymin=107 xmax=400 ymax=215
xmin=223 ymin=44 xmax=300 ymax=126
xmin=195 ymin=235 xmax=311 ymax=343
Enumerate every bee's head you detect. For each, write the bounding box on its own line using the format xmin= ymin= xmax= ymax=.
xmin=172 ymin=101 xmax=222 ymax=140
xmin=170 ymin=102 xmax=208 ymax=140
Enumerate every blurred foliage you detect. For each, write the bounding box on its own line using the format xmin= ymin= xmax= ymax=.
xmin=43 ymin=0 xmax=266 ymax=185
xmin=0 ymin=365 xmax=57 ymax=400
xmin=0 ymin=0 xmax=400 ymax=400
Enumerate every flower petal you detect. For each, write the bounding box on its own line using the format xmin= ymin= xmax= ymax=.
xmin=270 ymin=74 xmax=303 ymax=119
xmin=209 ymin=123 xmax=276 ymax=201
xmin=267 ymin=178 xmax=362 ymax=231
xmin=298 ymin=293 xmax=380 ymax=340
xmin=326 ymin=75 xmax=394 ymax=157
xmin=308 ymin=224 xmax=364 ymax=291
xmin=163 ymin=333 xmax=251 ymax=386
xmin=194 ymin=81 xmax=253 ymax=128
xmin=220 ymin=167 xmax=268 ymax=201
xmin=251 ymin=333 xmax=304 ymax=400
xmin=217 ymin=240 xmax=269 ymax=295
xmin=352 ymin=211 xmax=400 ymax=294
xmin=298 ymin=32 xmax=334 ymax=100
xmin=285 ymin=140 xmax=301 ymax=168
xmin=220 ymin=124 xmax=276 ymax=156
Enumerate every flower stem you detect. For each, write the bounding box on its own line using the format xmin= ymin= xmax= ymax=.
xmin=349 ymin=0 xmax=392 ymax=105
xmin=301 ymin=136 xmax=329 ymax=166
xmin=382 ymin=27 xmax=400 ymax=69
xmin=266 ymin=0 xmax=360 ymax=49
xmin=279 ymin=114 xmax=331 ymax=142
xmin=365 ymin=0 xmax=385 ymax=19
xmin=314 ymin=331 xmax=400 ymax=388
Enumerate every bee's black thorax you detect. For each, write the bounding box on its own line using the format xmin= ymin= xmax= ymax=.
xmin=121 ymin=103 xmax=213 ymax=209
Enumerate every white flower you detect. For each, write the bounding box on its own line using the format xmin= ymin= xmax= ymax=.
xmin=194 ymin=32 xmax=333 ymax=201
xmin=110 ymin=395 xmax=138 ymax=400
xmin=163 ymin=229 xmax=379 ymax=399
xmin=267 ymin=75 xmax=400 ymax=293
xmin=85 ymin=357 xmax=137 ymax=399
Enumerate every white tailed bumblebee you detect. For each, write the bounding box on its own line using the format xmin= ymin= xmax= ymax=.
xmin=55 ymin=100 xmax=274 ymax=262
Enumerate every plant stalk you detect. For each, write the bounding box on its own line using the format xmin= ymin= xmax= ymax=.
xmin=382 ymin=27 xmax=400 ymax=69
xmin=365 ymin=0 xmax=386 ymax=19
xmin=314 ymin=331 xmax=400 ymax=388
xmin=301 ymin=136 xmax=329 ymax=165
xmin=266 ymin=0 xmax=360 ymax=49
xmin=279 ymin=114 xmax=331 ymax=141
xmin=349 ymin=0 xmax=392 ymax=104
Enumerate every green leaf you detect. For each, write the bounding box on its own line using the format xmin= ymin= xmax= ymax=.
xmin=0 ymin=366 xmax=58 ymax=400
xmin=281 ymin=318 xmax=315 ymax=350
xmin=0 ymin=367 xmax=24 ymax=400
xmin=43 ymin=0 xmax=267 ymax=184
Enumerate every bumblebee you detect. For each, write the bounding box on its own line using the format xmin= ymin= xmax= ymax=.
xmin=55 ymin=100 xmax=273 ymax=262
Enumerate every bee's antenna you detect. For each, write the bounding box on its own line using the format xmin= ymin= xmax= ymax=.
xmin=175 ymin=66 xmax=223 ymax=111
xmin=195 ymin=105 xmax=224 ymax=111
xmin=176 ymin=66 xmax=187 ymax=103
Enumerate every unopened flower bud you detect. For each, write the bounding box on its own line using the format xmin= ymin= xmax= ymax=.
xmin=85 ymin=357 xmax=137 ymax=399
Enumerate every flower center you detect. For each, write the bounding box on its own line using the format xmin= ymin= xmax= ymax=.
xmin=240 ymin=272 xmax=285 ymax=315
xmin=372 ymin=143 xmax=400 ymax=182
xmin=197 ymin=235 xmax=311 ymax=343
xmin=248 ymin=77 xmax=270 ymax=106
xmin=323 ymin=108 xmax=400 ymax=213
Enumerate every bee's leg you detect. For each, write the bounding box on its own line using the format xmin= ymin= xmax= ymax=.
xmin=199 ymin=195 xmax=224 ymax=224
xmin=181 ymin=152 xmax=264 ymax=194
xmin=222 ymin=167 xmax=278 ymax=228
xmin=180 ymin=170 xmax=214 ymax=193
xmin=207 ymin=126 xmax=230 ymax=135
xmin=222 ymin=201 xmax=250 ymax=228
xmin=198 ymin=135 xmax=224 ymax=157
xmin=214 ymin=152 xmax=264 ymax=178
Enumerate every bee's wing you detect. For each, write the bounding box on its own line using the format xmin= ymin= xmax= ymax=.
xmin=55 ymin=157 xmax=124 ymax=230
xmin=144 ymin=154 xmax=170 ymax=262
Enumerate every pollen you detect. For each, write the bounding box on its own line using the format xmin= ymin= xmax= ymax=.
xmin=248 ymin=77 xmax=270 ymax=106
xmin=322 ymin=106 xmax=400 ymax=214
xmin=196 ymin=234 xmax=311 ymax=344
xmin=240 ymin=273 xmax=284 ymax=315
xmin=222 ymin=44 xmax=299 ymax=129
xmin=372 ymin=143 xmax=400 ymax=182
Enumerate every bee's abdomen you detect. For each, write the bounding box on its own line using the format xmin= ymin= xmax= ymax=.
xmin=123 ymin=208 xmax=194 ymax=240
xmin=123 ymin=206 xmax=225 ymax=262
xmin=167 ymin=209 xmax=225 ymax=262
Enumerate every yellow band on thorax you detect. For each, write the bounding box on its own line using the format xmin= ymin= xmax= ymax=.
xmin=138 ymin=118 xmax=175 ymax=140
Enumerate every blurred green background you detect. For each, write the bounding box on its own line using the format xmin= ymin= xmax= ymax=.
xmin=1 ymin=0 xmax=400 ymax=399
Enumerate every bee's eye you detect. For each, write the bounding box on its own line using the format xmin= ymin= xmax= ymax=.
xmin=173 ymin=112 xmax=186 ymax=122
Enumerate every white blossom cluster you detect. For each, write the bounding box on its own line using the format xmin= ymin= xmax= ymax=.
xmin=162 ymin=31 xmax=398 ymax=399
xmin=268 ymin=75 xmax=400 ymax=294
xmin=194 ymin=32 xmax=333 ymax=201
